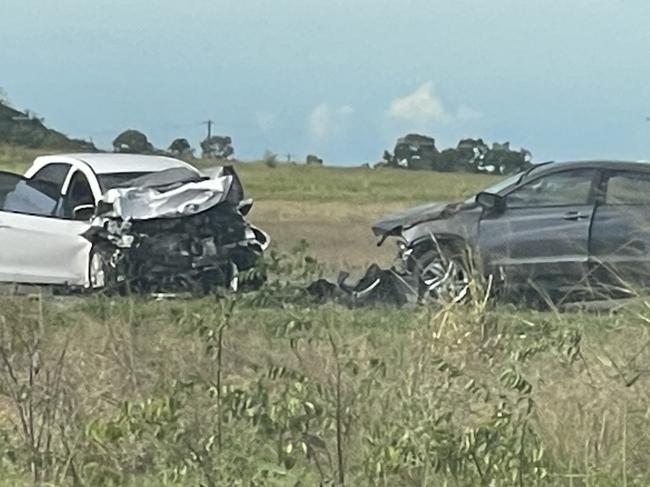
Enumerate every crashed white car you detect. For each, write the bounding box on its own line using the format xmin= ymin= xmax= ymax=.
xmin=0 ymin=153 xmax=269 ymax=292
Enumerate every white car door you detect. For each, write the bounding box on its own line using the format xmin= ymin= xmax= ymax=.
xmin=0 ymin=162 xmax=93 ymax=287
xmin=0 ymin=210 xmax=91 ymax=286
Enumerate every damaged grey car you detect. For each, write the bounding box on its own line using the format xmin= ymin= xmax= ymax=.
xmin=374 ymin=160 xmax=650 ymax=302
xmin=0 ymin=154 xmax=269 ymax=293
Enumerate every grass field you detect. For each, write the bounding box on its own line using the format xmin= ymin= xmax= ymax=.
xmin=1 ymin=145 xmax=650 ymax=486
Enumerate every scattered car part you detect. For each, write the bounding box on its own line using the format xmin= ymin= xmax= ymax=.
xmin=307 ymin=264 xmax=418 ymax=307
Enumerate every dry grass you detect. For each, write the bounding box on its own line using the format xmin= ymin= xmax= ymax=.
xmin=1 ymin=294 xmax=650 ymax=485
xmin=0 ymin=144 xmax=50 ymax=173
xmin=4 ymin=144 xmax=650 ymax=485
xmin=249 ymin=200 xmax=406 ymax=270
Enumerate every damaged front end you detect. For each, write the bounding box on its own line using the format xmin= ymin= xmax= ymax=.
xmin=84 ymin=166 xmax=269 ymax=294
xmin=306 ymin=200 xmax=479 ymax=306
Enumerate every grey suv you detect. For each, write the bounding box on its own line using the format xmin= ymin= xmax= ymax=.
xmin=373 ymin=160 xmax=650 ymax=301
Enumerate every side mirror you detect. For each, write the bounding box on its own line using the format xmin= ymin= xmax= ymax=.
xmin=475 ymin=192 xmax=505 ymax=212
xmin=73 ymin=204 xmax=95 ymax=221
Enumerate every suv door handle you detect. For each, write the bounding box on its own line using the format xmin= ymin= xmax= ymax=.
xmin=562 ymin=211 xmax=588 ymax=221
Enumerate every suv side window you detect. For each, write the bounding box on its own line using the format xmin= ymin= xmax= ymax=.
xmin=28 ymin=163 xmax=72 ymax=199
xmin=605 ymin=171 xmax=650 ymax=205
xmin=506 ymin=169 xmax=596 ymax=208
xmin=63 ymin=171 xmax=95 ymax=219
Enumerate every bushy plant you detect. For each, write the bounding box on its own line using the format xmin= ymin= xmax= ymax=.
xmin=1 ymin=281 xmax=650 ymax=485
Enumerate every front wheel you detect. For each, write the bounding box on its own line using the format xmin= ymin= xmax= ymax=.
xmin=411 ymin=249 xmax=470 ymax=303
xmin=88 ymin=245 xmax=118 ymax=292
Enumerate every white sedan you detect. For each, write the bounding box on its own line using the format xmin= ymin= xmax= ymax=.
xmin=0 ymin=153 xmax=267 ymax=291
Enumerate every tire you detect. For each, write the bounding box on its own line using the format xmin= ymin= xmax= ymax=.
xmin=411 ymin=248 xmax=470 ymax=303
xmin=87 ymin=245 xmax=116 ymax=293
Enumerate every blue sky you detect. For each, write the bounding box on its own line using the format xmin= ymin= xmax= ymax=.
xmin=2 ymin=0 xmax=650 ymax=164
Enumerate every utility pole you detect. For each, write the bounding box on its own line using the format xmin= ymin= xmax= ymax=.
xmin=202 ymin=119 xmax=214 ymax=140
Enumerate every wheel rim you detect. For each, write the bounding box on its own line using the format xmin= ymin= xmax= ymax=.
xmin=420 ymin=256 xmax=469 ymax=302
xmin=89 ymin=252 xmax=106 ymax=289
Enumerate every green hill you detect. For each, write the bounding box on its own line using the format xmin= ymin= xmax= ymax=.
xmin=0 ymin=102 xmax=95 ymax=152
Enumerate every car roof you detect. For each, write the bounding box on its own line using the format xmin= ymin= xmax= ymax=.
xmin=31 ymin=153 xmax=197 ymax=175
xmin=530 ymin=159 xmax=650 ymax=174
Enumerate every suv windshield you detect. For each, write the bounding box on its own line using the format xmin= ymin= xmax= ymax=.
xmin=482 ymin=172 xmax=523 ymax=194
xmin=462 ymin=172 xmax=524 ymax=203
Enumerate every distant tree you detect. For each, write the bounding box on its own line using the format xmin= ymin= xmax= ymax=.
xmin=435 ymin=148 xmax=461 ymax=172
xmin=262 ymin=150 xmax=278 ymax=168
xmin=481 ymin=144 xmax=532 ymax=174
xmin=373 ymin=150 xmax=395 ymax=168
xmin=306 ymin=154 xmax=324 ymax=166
xmin=456 ymin=138 xmax=489 ymax=171
xmin=168 ymin=138 xmax=194 ymax=158
xmin=393 ymin=134 xmax=438 ymax=170
xmin=201 ymin=135 xmax=234 ymax=159
xmin=384 ymin=133 xmax=533 ymax=175
xmin=113 ymin=129 xmax=155 ymax=154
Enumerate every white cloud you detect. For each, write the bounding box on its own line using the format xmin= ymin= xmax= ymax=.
xmin=386 ymin=81 xmax=483 ymax=125
xmin=386 ymin=81 xmax=449 ymax=123
xmin=308 ymin=103 xmax=354 ymax=140
xmin=456 ymin=104 xmax=484 ymax=120
xmin=255 ymin=111 xmax=277 ymax=132
xmin=338 ymin=105 xmax=354 ymax=116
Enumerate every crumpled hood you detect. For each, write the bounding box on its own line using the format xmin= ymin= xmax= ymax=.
xmin=84 ymin=165 xmax=268 ymax=252
xmin=97 ymin=166 xmax=238 ymax=220
xmin=100 ymin=177 xmax=233 ymax=220
xmin=372 ymin=200 xmax=475 ymax=237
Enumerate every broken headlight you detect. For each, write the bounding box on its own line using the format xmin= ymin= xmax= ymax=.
xmin=396 ymin=238 xmax=412 ymax=263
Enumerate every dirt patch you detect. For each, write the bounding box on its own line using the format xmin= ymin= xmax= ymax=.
xmin=248 ymin=200 xmax=411 ymax=270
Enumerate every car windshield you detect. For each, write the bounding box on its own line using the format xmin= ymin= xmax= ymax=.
xmin=482 ymin=172 xmax=524 ymax=194
xmin=98 ymin=168 xmax=205 ymax=192
xmin=98 ymin=172 xmax=151 ymax=191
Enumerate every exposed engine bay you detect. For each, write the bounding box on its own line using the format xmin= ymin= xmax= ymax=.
xmin=83 ymin=166 xmax=269 ymax=294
